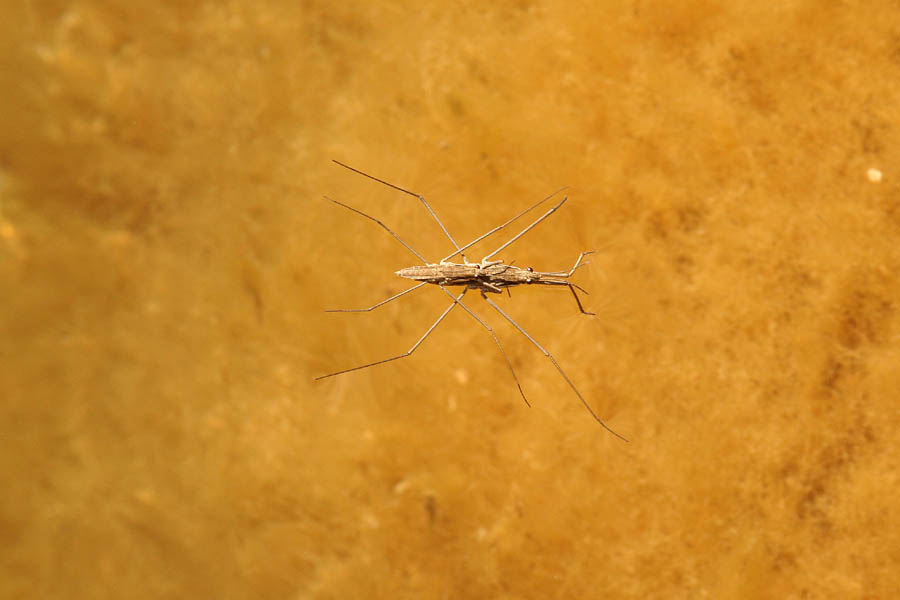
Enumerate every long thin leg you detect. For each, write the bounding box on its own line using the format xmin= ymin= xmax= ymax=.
xmin=440 ymin=186 xmax=568 ymax=263
xmin=324 ymin=196 xmax=428 ymax=264
xmin=437 ymin=286 xmax=530 ymax=407
xmin=315 ymin=290 xmax=465 ymax=380
xmin=332 ymin=160 xmax=468 ymax=262
xmin=326 ymin=282 xmax=427 ymax=313
xmin=482 ymin=295 xmax=628 ymax=442
xmin=482 ymin=197 xmax=568 ymax=261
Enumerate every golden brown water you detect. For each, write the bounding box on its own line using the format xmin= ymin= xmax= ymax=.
xmin=2 ymin=2 xmax=898 ymax=598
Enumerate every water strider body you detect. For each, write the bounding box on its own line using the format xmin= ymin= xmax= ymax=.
xmin=316 ymin=160 xmax=627 ymax=441
xmin=395 ymin=255 xmax=595 ymax=315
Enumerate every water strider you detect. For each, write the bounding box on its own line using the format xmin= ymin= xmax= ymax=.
xmin=315 ymin=160 xmax=627 ymax=441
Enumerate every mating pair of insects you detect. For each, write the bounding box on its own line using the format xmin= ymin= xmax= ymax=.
xmin=316 ymin=160 xmax=627 ymax=441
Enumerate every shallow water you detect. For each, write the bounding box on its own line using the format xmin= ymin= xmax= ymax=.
xmin=2 ymin=2 xmax=899 ymax=598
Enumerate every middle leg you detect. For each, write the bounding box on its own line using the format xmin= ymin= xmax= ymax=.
xmin=481 ymin=294 xmax=627 ymax=441
xmin=437 ymin=286 xmax=530 ymax=407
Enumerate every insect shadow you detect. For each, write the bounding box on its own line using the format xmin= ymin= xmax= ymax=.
xmin=316 ymin=160 xmax=627 ymax=441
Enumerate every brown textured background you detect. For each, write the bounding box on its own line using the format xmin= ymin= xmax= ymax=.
xmin=2 ymin=2 xmax=899 ymax=598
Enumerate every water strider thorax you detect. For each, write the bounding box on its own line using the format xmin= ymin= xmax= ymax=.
xmin=395 ymin=261 xmax=537 ymax=291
